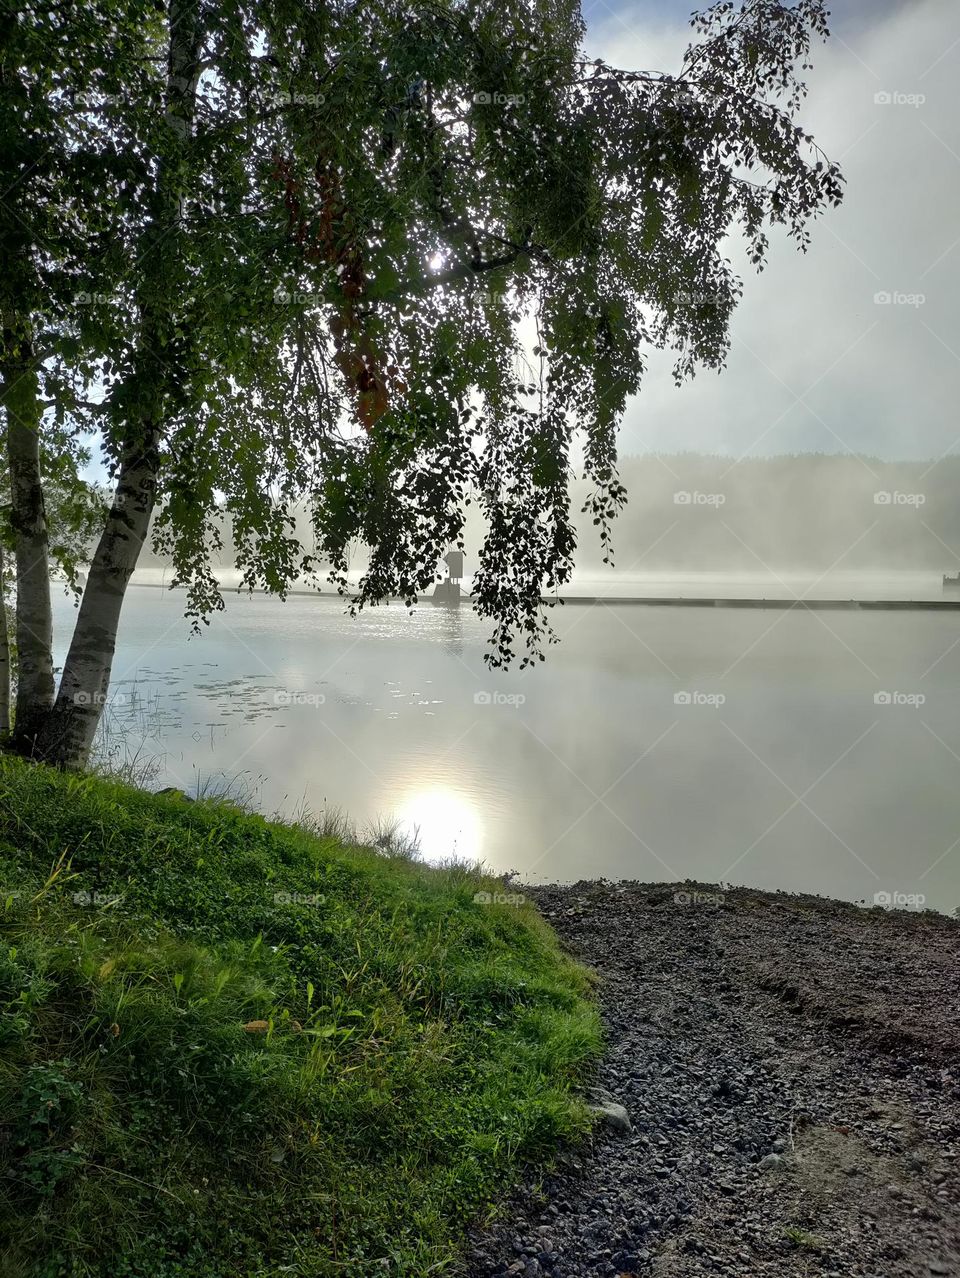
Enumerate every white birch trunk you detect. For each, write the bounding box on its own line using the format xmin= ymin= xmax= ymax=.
xmin=1 ymin=329 xmax=54 ymax=752
xmin=31 ymin=0 xmax=202 ymax=766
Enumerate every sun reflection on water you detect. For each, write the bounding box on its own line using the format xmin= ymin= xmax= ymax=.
xmin=396 ymin=786 xmax=483 ymax=863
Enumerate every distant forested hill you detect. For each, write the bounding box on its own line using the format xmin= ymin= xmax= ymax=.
xmin=568 ymin=453 xmax=960 ymax=571
xmin=135 ymin=454 xmax=960 ymax=575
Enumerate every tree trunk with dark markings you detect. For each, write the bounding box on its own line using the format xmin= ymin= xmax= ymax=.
xmin=19 ymin=0 xmax=202 ymax=767
xmin=1 ymin=327 xmax=54 ymax=754
xmin=31 ymin=428 xmax=159 ymax=764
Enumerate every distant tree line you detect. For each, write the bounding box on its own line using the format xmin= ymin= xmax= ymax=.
xmin=139 ymin=451 xmax=960 ymax=576
xmin=567 ymin=453 xmax=960 ymax=571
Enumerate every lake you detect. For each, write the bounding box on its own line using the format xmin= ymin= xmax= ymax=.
xmin=52 ymin=571 xmax=960 ymax=912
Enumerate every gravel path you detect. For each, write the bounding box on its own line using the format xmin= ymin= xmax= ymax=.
xmin=459 ymin=882 xmax=960 ymax=1278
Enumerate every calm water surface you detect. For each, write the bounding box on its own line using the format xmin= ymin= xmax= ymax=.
xmin=52 ymin=572 xmax=960 ymax=911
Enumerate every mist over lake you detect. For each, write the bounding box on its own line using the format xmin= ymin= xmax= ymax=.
xmin=10 ymin=0 xmax=960 ymax=1270
xmin=58 ymin=572 xmax=960 ymax=913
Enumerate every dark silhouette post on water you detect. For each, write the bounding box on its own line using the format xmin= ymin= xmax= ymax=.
xmin=432 ymin=551 xmax=464 ymax=606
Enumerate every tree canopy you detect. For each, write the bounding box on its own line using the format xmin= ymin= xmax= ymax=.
xmin=0 ymin=0 xmax=842 ymax=763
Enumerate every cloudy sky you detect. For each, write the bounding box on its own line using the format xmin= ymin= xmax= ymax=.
xmin=581 ymin=0 xmax=960 ymax=461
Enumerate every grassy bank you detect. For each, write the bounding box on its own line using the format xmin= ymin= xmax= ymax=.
xmin=0 ymin=758 xmax=601 ymax=1278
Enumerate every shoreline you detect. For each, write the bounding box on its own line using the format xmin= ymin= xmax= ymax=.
xmin=125 ymin=581 xmax=960 ymax=610
xmin=462 ymin=879 xmax=960 ymax=1278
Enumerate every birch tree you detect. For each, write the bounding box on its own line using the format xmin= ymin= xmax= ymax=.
xmin=2 ymin=0 xmax=842 ymax=767
xmin=0 ymin=449 xmax=106 ymax=742
xmin=0 ymin=0 xmax=161 ymax=753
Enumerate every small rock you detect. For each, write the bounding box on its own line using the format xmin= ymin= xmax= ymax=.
xmin=758 ymin=1154 xmax=784 ymax=1171
xmin=588 ymin=1100 xmax=633 ymax=1136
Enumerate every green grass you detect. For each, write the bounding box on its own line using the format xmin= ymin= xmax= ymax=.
xmin=783 ymin=1226 xmax=825 ymax=1250
xmin=0 ymin=757 xmax=601 ymax=1278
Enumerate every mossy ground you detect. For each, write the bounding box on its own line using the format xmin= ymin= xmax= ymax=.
xmin=0 ymin=757 xmax=600 ymax=1277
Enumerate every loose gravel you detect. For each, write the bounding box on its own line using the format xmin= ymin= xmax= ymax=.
xmin=458 ymin=881 xmax=960 ymax=1278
